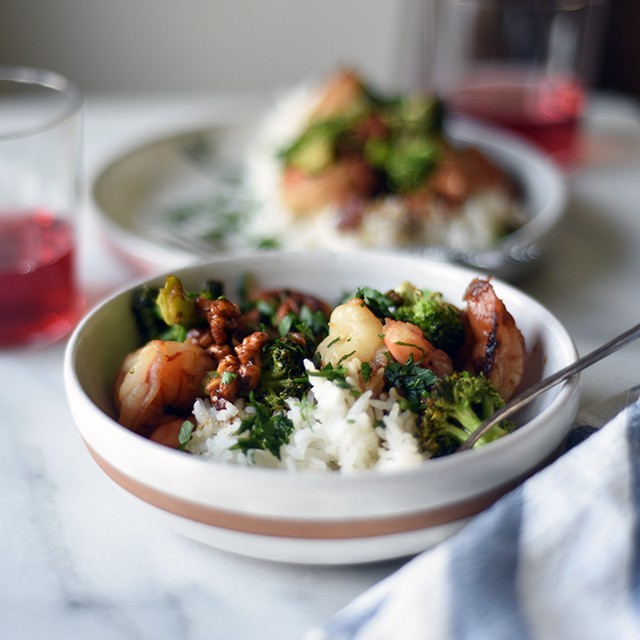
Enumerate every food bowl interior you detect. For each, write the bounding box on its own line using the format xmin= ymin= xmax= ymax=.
xmin=73 ymin=250 xmax=575 ymax=443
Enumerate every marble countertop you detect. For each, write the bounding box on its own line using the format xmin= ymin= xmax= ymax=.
xmin=2 ymin=92 xmax=640 ymax=639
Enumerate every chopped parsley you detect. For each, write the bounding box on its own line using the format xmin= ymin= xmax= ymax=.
xmin=308 ymin=362 xmax=361 ymax=398
xmin=351 ymin=287 xmax=396 ymax=320
xmin=232 ymin=397 xmax=295 ymax=459
xmin=383 ymin=356 xmax=438 ymax=412
xmin=221 ymin=370 xmax=238 ymax=385
xmin=178 ymin=420 xmax=195 ymax=450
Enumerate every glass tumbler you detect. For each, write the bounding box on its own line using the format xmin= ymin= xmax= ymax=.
xmin=431 ymin=0 xmax=609 ymax=163
xmin=0 ymin=66 xmax=84 ymax=348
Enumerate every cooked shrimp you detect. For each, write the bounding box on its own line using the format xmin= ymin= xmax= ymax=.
xmin=317 ymin=298 xmax=384 ymax=367
xmin=149 ymin=416 xmax=194 ymax=449
xmin=281 ymin=158 xmax=377 ymax=215
xmin=382 ymin=319 xmax=453 ymax=376
xmin=309 ymin=69 xmax=366 ymax=121
xmin=463 ymin=278 xmax=525 ymax=401
xmin=114 ymin=340 xmax=215 ymax=436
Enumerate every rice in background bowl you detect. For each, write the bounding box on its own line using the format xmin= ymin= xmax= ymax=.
xmin=64 ymin=250 xmax=580 ymax=564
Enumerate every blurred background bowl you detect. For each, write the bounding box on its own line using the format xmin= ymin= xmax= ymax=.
xmin=64 ymin=250 xmax=580 ymax=564
xmin=92 ymin=116 xmax=566 ymax=279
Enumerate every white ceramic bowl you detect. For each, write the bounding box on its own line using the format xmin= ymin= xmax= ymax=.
xmin=92 ymin=116 xmax=566 ymax=279
xmin=64 ymin=251 xmax=580 ymax=564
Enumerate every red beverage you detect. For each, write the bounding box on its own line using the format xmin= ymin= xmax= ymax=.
xmin=446 ymin=70 xmax=586 ymax=163
xmin=0 ymin=212 xmax=83 ymax=347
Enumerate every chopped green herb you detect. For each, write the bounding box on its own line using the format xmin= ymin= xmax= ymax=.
xmin=232 ymin=397 xmax=295 ymax=458
xmin=278 ymin=312 xmax=296 ymax=337
xmin=221 ymin=370 xmax=238 ymax=385
xmin=383 ymin=355 xmax=438 ymax=413
xmin=178 ymin=420 xmax=194 ymax=450
xmin=337 ymin=350 xmax=357 ymax=367
xmin=351 ymin=287 xmax=396 ymax=320
xmin=309 ymin=363 xmax=352 ymax=390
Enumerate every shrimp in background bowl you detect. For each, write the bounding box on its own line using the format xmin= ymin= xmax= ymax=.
xmin=245 ymin=69 xmax=526 ymax=254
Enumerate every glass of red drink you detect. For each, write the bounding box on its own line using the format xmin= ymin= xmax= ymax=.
xmin=430 ymin=0 xmax=609 ymax=165
xmin=0 ymin=66 xmax=84 ymax=348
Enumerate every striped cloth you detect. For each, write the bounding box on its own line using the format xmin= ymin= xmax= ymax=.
xmin=307 ymin=387 xmax=640 ymax=640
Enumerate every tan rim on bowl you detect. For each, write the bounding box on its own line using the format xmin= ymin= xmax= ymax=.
xmin=86 ymin=440 xmax=562 ymax=539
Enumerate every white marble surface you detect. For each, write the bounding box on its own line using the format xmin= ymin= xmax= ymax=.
xmin=2 ymin=92 xmax=640 ymax=639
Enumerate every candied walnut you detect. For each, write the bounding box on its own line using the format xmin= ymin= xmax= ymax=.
xmin=287 ymin=331 xmax=308 ymax=348
xmin=185 ymin=327 xmax=214 ymax=349
xmin=204 ymin=331 xmax=269 ymax=407
xmin=207 ymin=344 xmax=233 ymax=362
xmin=196 ymin=297 xmax=241 ymax=345
xmin=204 ymin=353 xmax=241 ymax=406
xmin=235 ymin=331 xmax=270 ymax=391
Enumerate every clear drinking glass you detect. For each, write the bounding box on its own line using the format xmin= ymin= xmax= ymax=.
xmin=430 ymin=0 xmax=609 ymax=163
xmin=0 ymin=66 xmax=84 ymax=348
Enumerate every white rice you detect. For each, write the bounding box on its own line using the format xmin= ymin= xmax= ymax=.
xmin=243 ymin=82 xmax=525 ymax=252
xmin=186 ymin=359 xmax=427 ymax=473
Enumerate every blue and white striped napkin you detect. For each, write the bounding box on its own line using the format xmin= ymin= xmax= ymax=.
xmin=307 ymin=387 xmax=640 ymax=640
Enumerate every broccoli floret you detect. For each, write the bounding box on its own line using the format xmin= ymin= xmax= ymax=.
xmin=419 ymin=371 xmax=515 ymax=457
xmin=254 ymin=335 xmax=311 ymax=411
xmin=380 ymin=133 xmax=441 ymax=193
xmin=393 ymin=282 xmax=465 ymax=355
xmin=279 ymin=118 xmax=350 ymax=174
